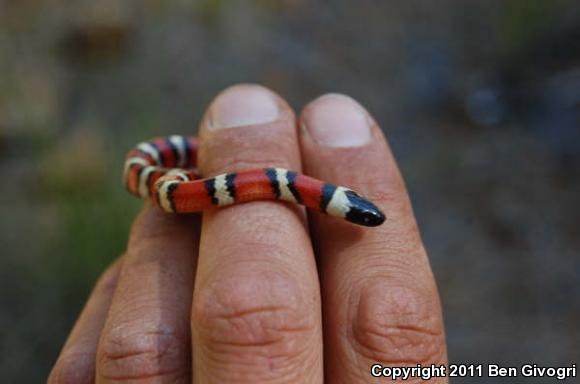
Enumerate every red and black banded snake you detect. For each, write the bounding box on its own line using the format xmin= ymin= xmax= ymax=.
xmin=123 ymin=135 xmax=385 ymax=227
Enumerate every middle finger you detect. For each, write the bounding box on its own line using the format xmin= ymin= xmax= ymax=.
xmin=191 ymin=84 xmax=323 ymax=383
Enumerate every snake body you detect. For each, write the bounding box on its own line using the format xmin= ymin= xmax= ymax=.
xmin=123 ymin=135 xmax=385 ymax=227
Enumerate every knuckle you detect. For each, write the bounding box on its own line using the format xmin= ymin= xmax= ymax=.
xmin=350 ymin=282 xmax=445 ymax=364
xmin=97 ymin=325 xmax=187 ymax=382
xmin=48 ymin=352 xmax=94 ymax=384
xmin=203 ymin=154 xmax=294 ymax=177
xmin=357 ymin=236 xmax=426 ymax=269
xmin=199 ymin=129 xmax=297 ymax=176
xmin=193 ymin=268 xmax=318 ymax=363
xmin=96 ymin=259 xmax=122 ymax=294
xmin=128 ymin=207 xmax=194 ymax=252
xmin=221 ymin=210 xmax=304 ymax=249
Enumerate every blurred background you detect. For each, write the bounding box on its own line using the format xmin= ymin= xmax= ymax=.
xmin=1 ymin=1 xmax=579 ymax=382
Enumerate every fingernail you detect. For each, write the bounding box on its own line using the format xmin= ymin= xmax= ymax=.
xmin=209 ymin=85 xmax=280 ymax=130
xmin=302 ymin=94 xmax=372 ymax=147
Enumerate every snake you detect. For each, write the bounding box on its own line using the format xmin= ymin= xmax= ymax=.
xmin=123 ymin=135 xmax=385 ymax=227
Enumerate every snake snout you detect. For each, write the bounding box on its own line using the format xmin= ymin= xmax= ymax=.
xmin=344 ymin=191 xmax=386 ymax=227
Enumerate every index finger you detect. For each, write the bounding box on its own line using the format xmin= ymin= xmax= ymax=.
xmin=300 ymin=94 xmax=448 ymax=383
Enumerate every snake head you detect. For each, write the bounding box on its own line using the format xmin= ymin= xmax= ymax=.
xmin=344 ymin=190 xmax=386 ymax=227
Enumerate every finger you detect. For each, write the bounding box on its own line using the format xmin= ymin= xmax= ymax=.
xmin=191 ymin=84 xmax=323 ymax=383
xmin=95 ymin=203 xmax=200 ymax=383
xmin=48 ymin=258 xmax=122 ymax=384
xmin=300 ymin=94 xmax=447 ymax=383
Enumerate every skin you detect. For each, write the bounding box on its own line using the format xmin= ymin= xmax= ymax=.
xmin=49 ymin=84 xmax=448 ymax=383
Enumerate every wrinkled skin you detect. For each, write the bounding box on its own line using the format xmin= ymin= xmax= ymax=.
xmin=49 ymin=84 xmax=447 ymax=384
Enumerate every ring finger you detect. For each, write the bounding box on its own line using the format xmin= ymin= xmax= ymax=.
xmin=94 ymin=203 xmax=200 ymax=383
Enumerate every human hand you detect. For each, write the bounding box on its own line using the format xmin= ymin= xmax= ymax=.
xmin=49 ymin=84 xmax=448 ymax=383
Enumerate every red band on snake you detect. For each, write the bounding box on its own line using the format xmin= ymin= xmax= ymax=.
xmin=123 ymin=135 xmax=385 ymax=227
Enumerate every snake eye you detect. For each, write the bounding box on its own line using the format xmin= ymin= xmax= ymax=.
xmin=347 ymin=206 xmax=386 ymax=227
xmin=343 ymin=191 xmax=386 ymax=227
